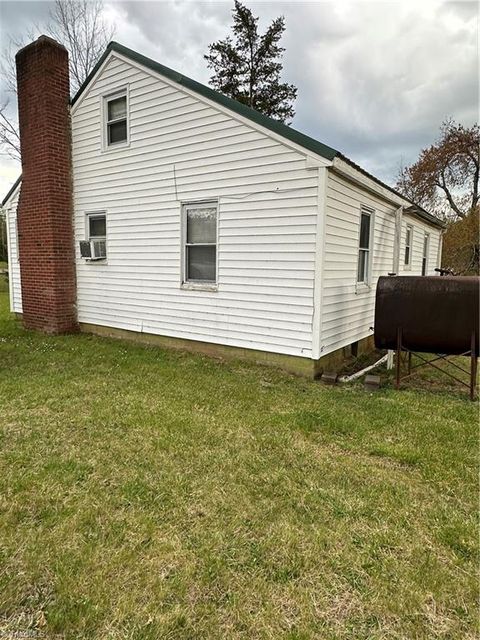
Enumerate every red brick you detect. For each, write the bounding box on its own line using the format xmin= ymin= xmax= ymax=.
xmin=16 ymin=35 xmax=78 ymax=334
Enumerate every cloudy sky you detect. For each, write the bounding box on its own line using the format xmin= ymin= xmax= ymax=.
xmin=0 ymin=0 xmax=477 ymax=197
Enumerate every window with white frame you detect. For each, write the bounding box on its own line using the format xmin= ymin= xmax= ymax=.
xmin=87 ymin=213 xmax=107 ymax=259
xmin=421 ymin=232 xmax=429 ymax=275
xmin=183 ymin=202 xmax=217 ymax=283
xmin=404 ymin=224 xmax=413 ymax=267
xmin=357 ymin=208 xmax=372 ymax=283
xmin=105 ymin=92 xmax=128 ymax=146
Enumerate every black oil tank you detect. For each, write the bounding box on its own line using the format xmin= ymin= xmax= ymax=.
xmin=374 ymin=276 xmax=480 ymax=355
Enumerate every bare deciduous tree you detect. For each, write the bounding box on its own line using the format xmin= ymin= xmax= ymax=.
xmin=396 ymin=119 xmax=479 ymax=220
xmin=48 ymin=0 xmax=114 ymax=95
xmin=0 ymin=0 xmax=114 ymax=161
xmin=0 ymin=108 xmax=21 ymax=160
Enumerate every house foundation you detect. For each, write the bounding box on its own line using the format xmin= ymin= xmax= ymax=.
xmin=79 ymin=321 xmax=376 ymax=379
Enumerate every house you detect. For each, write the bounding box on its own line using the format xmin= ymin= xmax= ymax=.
xmin=2 ymin=35 xmax=444 ymax=377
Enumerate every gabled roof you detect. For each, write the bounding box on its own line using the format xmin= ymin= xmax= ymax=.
xmin=2 ymin=40 xmax=445 ymax=229
xmin=1 ymin=174 xmax=21 ymax=208
xmin=72 ymin=41 xmax=338 ymax=162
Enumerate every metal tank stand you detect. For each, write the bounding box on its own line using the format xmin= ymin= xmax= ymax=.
xmin=395 ymin=329 xmax=478 ymax=401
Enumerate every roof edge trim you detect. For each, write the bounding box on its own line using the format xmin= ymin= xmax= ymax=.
xmin=334 ymin=155 xmax=445 ymax=229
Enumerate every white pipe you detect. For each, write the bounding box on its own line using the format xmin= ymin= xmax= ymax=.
xmin=387 ymin=349 xmax=394 ymax=370
xmin=338 ymin=354 xmax=388 ymax=383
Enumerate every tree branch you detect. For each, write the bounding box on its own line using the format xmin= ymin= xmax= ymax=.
xmin=439 ymin=171 xmax=465 ymax=218
xmin=0 ymin=0 xmax=115 ymax=162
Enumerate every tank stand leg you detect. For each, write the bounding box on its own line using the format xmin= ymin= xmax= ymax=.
xmin=396 ymin=328 xmax=402 ymax=390
xmin=471 ymin=331 xmax=477 ymax=401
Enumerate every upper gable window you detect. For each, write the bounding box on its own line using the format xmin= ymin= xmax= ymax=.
xmin=104 ymin=91 xmax=128 ymax=147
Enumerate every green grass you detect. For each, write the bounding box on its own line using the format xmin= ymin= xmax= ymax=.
xmin=0 ymin=282 xmax=478 ymax=639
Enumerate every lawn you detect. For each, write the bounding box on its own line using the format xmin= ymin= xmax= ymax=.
xmin=0 ymin=279 xmax=478 ymax=639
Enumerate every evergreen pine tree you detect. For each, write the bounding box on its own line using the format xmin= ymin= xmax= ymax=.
xmin=204 ymin=1 xmax=297 ymax=123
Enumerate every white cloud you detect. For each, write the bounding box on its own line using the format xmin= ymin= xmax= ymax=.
xmin=0 ymin=0 xmax=477 ymax=196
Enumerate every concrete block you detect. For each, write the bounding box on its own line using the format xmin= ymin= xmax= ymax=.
xmin=365 ymin=374 xmax=381 ymax=390
xmin=322 ymin=371 xmax=338 ymax=385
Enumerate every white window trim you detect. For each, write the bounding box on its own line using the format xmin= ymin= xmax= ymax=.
xmin=85 ymin=211 xmax=107 ymax=262
xmin=180 ymin=200 xmax=219 ymax=291
xmin=101 ymin=86 xmax=130 ymax=152
xmin=404 ymin=223 xmax=413 ymax=270
xmin=356 ymin=206 xmax=374 ymax=291
xmin=422 ymin=232 xmax=430 ymax=276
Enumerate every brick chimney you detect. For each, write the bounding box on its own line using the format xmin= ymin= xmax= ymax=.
xmin=15 ymin=35 xmax=77 ymax=334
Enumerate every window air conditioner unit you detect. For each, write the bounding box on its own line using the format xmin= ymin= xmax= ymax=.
xmin=79 ymin=240 xmax=106 ymax=260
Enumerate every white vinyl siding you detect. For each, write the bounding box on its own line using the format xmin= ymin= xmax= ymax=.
xmin=321 ymin=171 xmax=441 ymax=356
xmin=71 ymin=54 xmax=319 ymax=358
xmin=4 ymin=185 xmax=22 ymax=313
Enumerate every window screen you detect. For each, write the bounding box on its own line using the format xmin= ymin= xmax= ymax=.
xmin=357 ymin=210 xmax=371 ymax=283
xmin=89 ymin=215 xmax=106 ymax=238
xmin=422 ymin=233 xmax=429 ymax=275
xmin=106 ymin=94 xmax=127 ymax=146
xmin=87 ymin=213 xmax=107 ymax=259
xmin=184 ymin=204 xmax=217 ymax=283
xmin=404 ymin=225 xmax=413 ymax=266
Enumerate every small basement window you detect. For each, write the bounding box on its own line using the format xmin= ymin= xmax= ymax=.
xmin=422 ymin=232 xmax=429 ymax=275
xmin=105 ymin=92 xmax=128 ymax=146
xmin=183 ymin=202 xmax=217 ymax=284
xmin=404 ymin=224 xmax=413 ymax=268
xmin=357 ymin=208 xmax=372 ymax=283
xmin=87 ymin=213 xmax=107 ymax=259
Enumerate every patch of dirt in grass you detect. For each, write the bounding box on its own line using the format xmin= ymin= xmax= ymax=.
xmin=337 ymin=349 xmax=386 ymax=377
